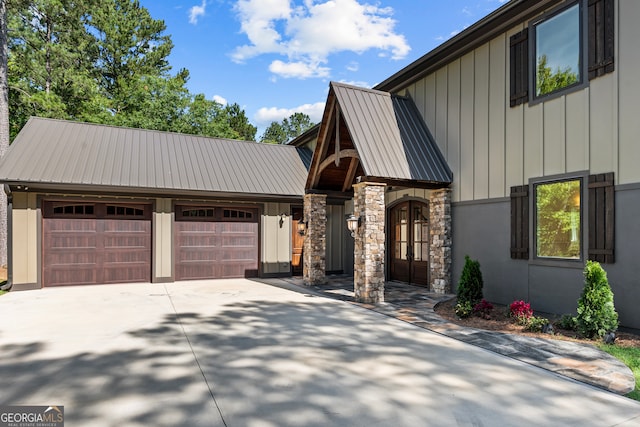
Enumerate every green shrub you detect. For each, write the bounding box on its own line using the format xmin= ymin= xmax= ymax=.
xmin=523 ymin=316 xmax=549 ymax=333
xmin=455 ymin=301 xmax=473 ymax=318
xmin=558 ymin=314 xmax=577 ymax=330
xmin=457 ymin=255 xmax=484 ymax=306
xmin=575 ymin=261 xmax=619 ymax=339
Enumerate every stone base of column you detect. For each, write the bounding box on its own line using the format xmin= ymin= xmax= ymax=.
xmin=353 ymin=182 xmax=386 ymax=304
xmin=303 ymin=193 xmax=327 ymax=286
xmin=429 ymin=188 xmax=452 ymax=294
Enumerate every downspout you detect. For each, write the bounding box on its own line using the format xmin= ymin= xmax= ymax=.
xmin=1 ymin=184 xmax=11 ymax=290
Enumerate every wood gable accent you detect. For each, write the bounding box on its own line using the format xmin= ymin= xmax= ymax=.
xmin=588 ymin=172 xmax=615 ymax=263
xmin=510 ymin=185 xmax=529 ymax=259
xmin=306 ymin=88 xmax=363 ymax=194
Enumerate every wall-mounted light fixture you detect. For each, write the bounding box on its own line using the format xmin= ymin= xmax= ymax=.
xmin=297 ymin=218 xmax=307 ymax=236
xmin=279 ymin=213 xmax=287 ymax=228
xmin=346 ymin=214 xmax=360 ymax=237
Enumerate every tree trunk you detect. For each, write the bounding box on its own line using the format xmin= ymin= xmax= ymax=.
xmin=0 ymin=0 xmax=9 ymax=267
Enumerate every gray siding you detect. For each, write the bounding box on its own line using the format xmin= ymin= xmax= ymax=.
xmin=452 ymin=187 xmax=640 ymax=329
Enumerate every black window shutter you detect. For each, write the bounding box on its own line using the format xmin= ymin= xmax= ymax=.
xmin=588 ymin=172 xmax=615 ymax=263
xmin=588 ymin=0 xmax=615 ymax=79
xmin=510 ymin=185 xmax=529 ymax=259
xmin=509 ymin=29 xmax=529 ymax=107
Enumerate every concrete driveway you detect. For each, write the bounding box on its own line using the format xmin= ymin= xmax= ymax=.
xmin=1 ymin=280 xmax=639 ymax=427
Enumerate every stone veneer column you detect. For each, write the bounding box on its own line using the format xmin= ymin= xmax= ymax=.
xmin=429 ymin=188 xmax=452 ymax=293
xmin=353 ymin=182 xmax=386 ymax=303
xmin=303 ymin=193 xmax=327 ymax=286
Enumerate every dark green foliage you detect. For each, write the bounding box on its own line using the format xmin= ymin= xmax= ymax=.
xmin=457 ymin=255 xmax=483 ymax=306
xmin=576 ymin=261 xmax=619 ymax=338
xmin=559 ymin=314 xmax=577 ymax=330
xmin=536 ymin=54 xmax=579 ymax=96
xmin=7 ymin=0 xmax=257 ymax=141
xmin=261 ymin=112 xmax=315 ymax=144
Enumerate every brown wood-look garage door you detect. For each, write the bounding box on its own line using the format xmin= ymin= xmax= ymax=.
xmin=42 ymin=202 xmax=151 ymax=287
xmin=174 ymin=206 xmax=259 ymax=281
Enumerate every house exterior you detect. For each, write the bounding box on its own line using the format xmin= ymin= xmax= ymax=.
xmin=372 ymin=0 xmax=640 ymax=329
xmin=2 ymin=0 xmax=639 ymax=330
xmin=0 ymin=118 xmax=315 ymax=288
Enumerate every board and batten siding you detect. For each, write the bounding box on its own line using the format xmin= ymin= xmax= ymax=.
xmin=261 ymin=202 xmax=292 ymax=275
xmin=11 ymin=192 xmax=39 ymax=286
xmin=154 ymin=198 xmax=173 ymax=281
xmin=404 ymin=0 xmax=640 ymax=203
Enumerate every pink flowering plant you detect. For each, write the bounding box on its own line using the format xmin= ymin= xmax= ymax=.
xmin=509 ymin=300 xmax=533 ymax=325
xmin=473 ymin=299 xmax=494 ymax=319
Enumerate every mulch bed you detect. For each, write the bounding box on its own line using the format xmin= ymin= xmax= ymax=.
xmin=434 ymin=298 xmax=640 ymax=348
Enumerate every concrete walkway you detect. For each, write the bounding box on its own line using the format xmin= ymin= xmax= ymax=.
xmin=269 ymin=276 xmax=636 ymax=395
xmin=1 ymin=279 xmax=639 ymax=426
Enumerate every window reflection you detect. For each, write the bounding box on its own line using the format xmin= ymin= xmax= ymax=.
xmin=536 ymin=179 xmax=581 ymax=259
xmin=534 ymin=2 xmax=581 ymax=97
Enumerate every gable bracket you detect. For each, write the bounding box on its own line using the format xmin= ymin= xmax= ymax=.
xmin=318 ymin=149 xmax=359 ymax=174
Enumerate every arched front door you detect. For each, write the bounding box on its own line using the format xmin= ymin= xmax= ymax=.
xmin=389 ymin=201 xmax=429 ymax=286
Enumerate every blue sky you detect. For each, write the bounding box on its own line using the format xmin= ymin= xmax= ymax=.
xmin=138 ymin=0 xmax=508 ymax=137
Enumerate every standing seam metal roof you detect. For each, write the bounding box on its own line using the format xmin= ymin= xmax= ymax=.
xmin=0 ymin=117 xmax=310 ymax=197
xmin=331 ymin=82 xmax=452 ymax=184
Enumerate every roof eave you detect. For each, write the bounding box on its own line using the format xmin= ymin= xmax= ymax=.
xmin=2 ymin=181 xmax=305 ymax=202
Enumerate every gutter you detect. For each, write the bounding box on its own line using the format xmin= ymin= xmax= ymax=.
xmin=1 ymin=184 xmax=11 ymax=291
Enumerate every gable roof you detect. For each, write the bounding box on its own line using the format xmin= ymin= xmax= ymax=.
xmin=306 ymin=82 xmax=452 ymax=191
xmin=0 ymin=117 xmax=310 ymax=199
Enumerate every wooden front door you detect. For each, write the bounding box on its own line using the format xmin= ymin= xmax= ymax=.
xmin=389 ymin=201 xmax=430 ymax=286
xmin=291 ymin=207 xmax=304 ymax=276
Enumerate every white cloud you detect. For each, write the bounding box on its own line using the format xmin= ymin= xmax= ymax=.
xmin=212 ymin=95 xmax=227 ymax=105
xmin=269 ymin=60 xmax=330 ymax=79
xmin=232 ymin=0 xmax=410 ymax=79
xmin=255 ymin=101 xmax=326 ymax=126
xmin=189 ymin=0 xmax=207 ymax=25
xmin=346 ymin=61 xmax=359 ymax=72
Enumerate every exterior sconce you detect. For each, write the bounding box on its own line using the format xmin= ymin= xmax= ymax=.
xmin=279 ymin=213 xmax=287 ymax=228
xmin=297 ymin=218 xmax=307 ymax=235
xmin=346 ymin=214 xmax=360 ymax=237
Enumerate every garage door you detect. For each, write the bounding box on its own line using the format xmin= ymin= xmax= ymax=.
xmin=42 ymin=202 xmax=152 ymax=286
xmin=175 ymin=206 xmax=259 ymax=281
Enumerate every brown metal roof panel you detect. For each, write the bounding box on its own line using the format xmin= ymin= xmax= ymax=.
xmin=392 ymin=96 xmax=453 ymax=183
xmin=330 ymin=82 xmax=451 ymax=184
xmin=33 ymin=120 xmax=65 ymax=182
xmin=333 ymin=83 xmax=410 ymax=179
xmin=359 ymin=87 xmax=410 ymax=178
xmin=0 ymin=117 xmax=307 ymax=197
